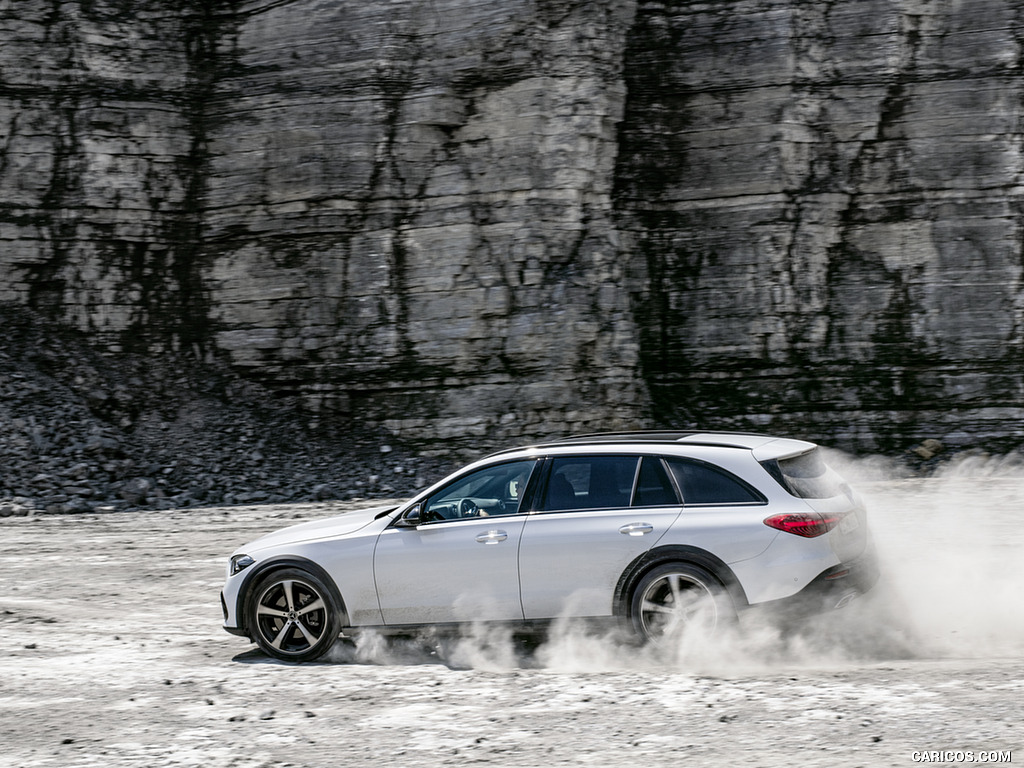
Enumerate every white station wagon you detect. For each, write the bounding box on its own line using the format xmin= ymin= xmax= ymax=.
xmin=221 ymin=432 xmax=878 ymax=661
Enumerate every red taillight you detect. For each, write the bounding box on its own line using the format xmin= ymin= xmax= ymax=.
xmin=763 ymin=512 xmax=840 ymax=538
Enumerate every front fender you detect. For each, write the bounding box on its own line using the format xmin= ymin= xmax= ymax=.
xmin=233 ymin=556 xmax=348 ymax=637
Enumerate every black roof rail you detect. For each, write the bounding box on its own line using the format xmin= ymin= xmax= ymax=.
xmin=482 ymin=430 xmax=774 ymax=458
xmin=545 ymin=430 xmax=775 ymax=444
xmin=541 ymin=431 xmax=699 ymax=444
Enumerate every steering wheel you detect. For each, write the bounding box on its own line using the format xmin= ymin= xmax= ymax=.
xmin=458 ymin=498 xmax=479 ymax=517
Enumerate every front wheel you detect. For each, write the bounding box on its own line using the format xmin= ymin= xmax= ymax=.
xmin=630 ymin=562 xmax=732 ymax=645
xmin=248 ymin=568 xmax=341 ymax=662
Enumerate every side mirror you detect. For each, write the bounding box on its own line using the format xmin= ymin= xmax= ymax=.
xmin=395 ymin=504 xmax=422 ymax=528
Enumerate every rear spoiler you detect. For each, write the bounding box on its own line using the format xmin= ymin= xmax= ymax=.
xmin=750 ymin=438 xmax=818 ymax=463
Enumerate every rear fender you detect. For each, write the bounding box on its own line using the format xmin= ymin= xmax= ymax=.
xmin=613 ymin=545 xmax=749 ymax=621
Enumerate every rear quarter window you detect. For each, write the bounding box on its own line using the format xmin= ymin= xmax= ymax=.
xmin=666 ymin=458 xmax=765 ymax=505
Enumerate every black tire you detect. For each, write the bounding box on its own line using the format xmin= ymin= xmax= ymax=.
xmin=248 ymin=568 xmax=341 ymax=662
xmin=629 ymin=562 xmax=733 ymax=645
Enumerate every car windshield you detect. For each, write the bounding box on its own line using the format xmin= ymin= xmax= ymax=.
xmin=772 ymin=449 xmax=847 ymax=499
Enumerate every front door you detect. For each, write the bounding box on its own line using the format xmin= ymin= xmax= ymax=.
xmin=373 ymin=517 xmax=527 ymax=624
xmin=372 ymin=458 xmax=539 ymax=625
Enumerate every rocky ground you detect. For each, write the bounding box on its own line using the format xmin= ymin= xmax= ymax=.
xmin=0 ymin=307 xmax=957 ymax=520
xmin=0 ymin=308 xmax=460 ymax=517
xmin=0 ymin=471 xmax=1021 ymax=767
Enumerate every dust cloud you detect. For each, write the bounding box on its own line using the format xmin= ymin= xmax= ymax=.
xmin=331 ymin=451 xmax=1024 ymax=674
xmin=851 ymin=451 xmax=1024 ymax=661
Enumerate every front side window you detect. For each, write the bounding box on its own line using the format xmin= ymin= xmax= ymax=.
xmin=666 ymin=458 xmax=765 ymax=505
xmin=422 ymin=459 xmax=538 ymax=521
xmin=538 ymin=456 xmax=639 ymax=511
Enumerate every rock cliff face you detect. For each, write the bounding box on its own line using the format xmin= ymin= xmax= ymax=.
xmin=616 ymin=0 xmax=1024 ymax=451
xmin=3 ymin=0 xmax=1024 ymax=452
xmin=202 ymin=0 xmax=644 ymax=442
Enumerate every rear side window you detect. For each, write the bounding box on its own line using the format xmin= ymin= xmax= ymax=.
xmin=633 ymin=457 xmax=680 ymax=506
xmin=539 ymin=456 xmax=639 ymax=511
xmin=767 ymin=449 xmax=846 ymax=499
xmin=666 ymin=458 xmax=765 ymax=505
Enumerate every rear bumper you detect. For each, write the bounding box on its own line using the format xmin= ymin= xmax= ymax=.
xmin=754 ymin=548 xmax=880 ymax=618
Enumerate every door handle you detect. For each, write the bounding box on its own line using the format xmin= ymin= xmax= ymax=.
xmin=619 ymin=522 xmax=654 ymax=536
xmin=475 ymin=530 xmax=508 ymax=544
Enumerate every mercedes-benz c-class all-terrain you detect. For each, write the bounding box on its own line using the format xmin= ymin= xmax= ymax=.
xmin=221 ymin=432 xmax=878 ymax=661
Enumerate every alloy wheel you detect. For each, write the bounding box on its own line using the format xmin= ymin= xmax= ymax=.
xmin=635 ymin=566 xmax=721 ymax=642
xmin=253 ymin=573 xmax=333 ymax=658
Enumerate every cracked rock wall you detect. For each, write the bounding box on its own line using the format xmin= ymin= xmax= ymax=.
xmin=0 ymin=1 xmax=213 ymax=348
xmin=616 ymin=0 xmax=1024 ymax=451
xmin=4 ymin=0 xmax=1024 ymax=451
xmin=202 ymin=0 xmax=644 ymax=441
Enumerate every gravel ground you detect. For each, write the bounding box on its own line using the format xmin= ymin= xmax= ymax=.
xmin=1 ymin=469 xmax=1022 ymax=767
xmin=0 ymin=308 xmax=459 ymax=517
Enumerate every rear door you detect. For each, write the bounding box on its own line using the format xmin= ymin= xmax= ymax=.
xmin=518 ymin=455 xmax=684 ymax=620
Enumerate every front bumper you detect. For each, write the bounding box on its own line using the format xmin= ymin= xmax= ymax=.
xmin=221 ymin=591 xmax=249 ymax=637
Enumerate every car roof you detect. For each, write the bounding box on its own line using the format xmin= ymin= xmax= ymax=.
xmin=487 ymin=431 xmax=816 ymax=461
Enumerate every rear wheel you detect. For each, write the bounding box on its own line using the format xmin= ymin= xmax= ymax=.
xmin=630 ymin=562 xmax=731 ymax=644
xmin=248 ymin=568 xmax=341 ymax=662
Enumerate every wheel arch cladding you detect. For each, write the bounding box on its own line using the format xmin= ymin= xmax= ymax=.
xmin=613 ymin=545 xmax=749 ymax=620
xmin=236 ymin=556 xmax=348 ymax=635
